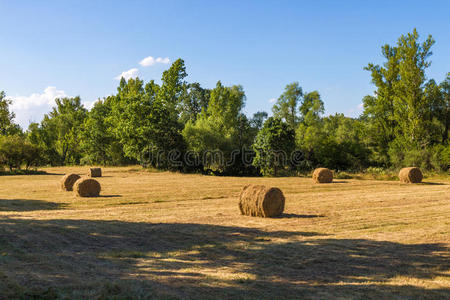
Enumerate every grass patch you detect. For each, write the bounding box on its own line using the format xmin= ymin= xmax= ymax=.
xmin=0 ymin=165 xmax=448 ymax=299
xmin=0 ymin=169 xmax=47 ymax=176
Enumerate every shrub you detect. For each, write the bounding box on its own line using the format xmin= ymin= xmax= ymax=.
xmin=0 ymin=135 xmax=43 ymax=171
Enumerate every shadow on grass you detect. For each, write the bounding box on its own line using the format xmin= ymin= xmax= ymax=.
xmin=0 ymin=199 xmax=66 ymax=211
xmin=98 ymin=195 xmax=122 ymax=198
xmin=420 ymin=182 xmax=446 ymax=185
xmin=280 ymin=213 xmax=325 ymax=219
xmin=0 ymin=218 xmax=448 ymax=299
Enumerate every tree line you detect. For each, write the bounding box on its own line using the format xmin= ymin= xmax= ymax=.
xmin=0 ymin=29 xmax=448 ymax=175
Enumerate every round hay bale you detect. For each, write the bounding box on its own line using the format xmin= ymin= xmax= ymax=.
xmin=399 ymin=167 xmax=423 ymax=183
xmin=74 ymin=178 xmax=101 ymax=197
xmin=312 ymin=168 xmax=333 ymax=183
xmin=60 ymin=173 xmax=81 ymax=191
xmin=239 ymin=185 xmax=285 ymax=217
xmin=88 ymin=167 xmax=102 ymax=177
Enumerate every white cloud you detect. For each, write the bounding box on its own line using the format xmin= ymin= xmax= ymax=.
xmin=139 ymin=56 xmax=170 ymax=67
xmin=10 ymin=87 xmax=67 ymax=128
xmin=269 ymin=98 xmax=276 ymax=103
xmin=11 ymin=87 xmax=66 ymax=111
xmin=114 ymin=68 xmax=139 ymax=80
xmin=10 ymin=87 xmax=95 ymax=129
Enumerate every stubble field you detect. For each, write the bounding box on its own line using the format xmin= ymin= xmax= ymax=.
xmin=0 ymin=166 xmax=449 ymax=299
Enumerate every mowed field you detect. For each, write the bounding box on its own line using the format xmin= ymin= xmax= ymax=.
xmin=0 ymin=166 xmax=449 ymax=299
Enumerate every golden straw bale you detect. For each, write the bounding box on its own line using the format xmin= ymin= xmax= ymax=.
xmin=239 ymin=184 xmax=285 ymax=217
xmin=60 ymin=174 xmax=81 ymax=191
xmin=74 ymin=178 xmax=101 ymax=197
xmin=312 ymin=168 xmax=333 ymax=183
xmin=88 ymin=168 xmax=102 ymax=177
xmin=399 ymin=167 xmax=423 ymax=183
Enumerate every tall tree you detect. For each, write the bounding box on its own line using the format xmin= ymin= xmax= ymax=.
xmin=182 ymin=81 xmax=247 ymax=172
xmin=158 ymin=58 xmax=188 ymax=119
xmin=272 ymin=82 xmax=303 ymax=129
xmin=250 ymin=111 xmax=268 ymax=130
xmin=252 ymin=117 xmax=295 ymax=176
xmin=363 ymin=43 xmax=399 ymax=165
xmin=392 ymin=29 xmax=435 ymax=147
xmin=438 ymin=74 xmax=449 ymax=143
xmin=363 ymin=29 xmax=442 ymax=167
xmin=299 ymin=91 xmax=324 ymax=124
xmin=180 ymin=82 xmax=210 ymax=124
xmin=81 ymin=96 xmax=128 ymax=165
xmin=39 ymin=97 xmax=87 ymax=164
xmin=0 ymin=91 xmax=21 ymax=135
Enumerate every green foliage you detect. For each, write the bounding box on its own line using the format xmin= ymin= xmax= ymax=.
xmin=253 ymin=117 xmax=295 ymax=176
xmin=250 ymin=111 xmax=268 ymax=130
xmin=32 ymin=97 xmax=88 ymax=165
xmin=180 ymin=82 xmax=210 ymax=124
xmin=1 ymin=31 xmax=447 ymax=175
xmin=110 ymin=60 xmax=187 ymax=169
xmin=296 ymin=113 xmax=369 ymax=171
xmin=272 ymin=82 xmax=303 ymax=129
xmin=362 ymin=29 xmax=447 ymax=170
xmin=0 ymin=91 xmax=22 ymax=136
xmin=0 ymin=135 xmax=43 ymax=171
xmin=81 ymin=97 xmax=129 ymax=165
xmin=183 ymin=81 xmax=250 ymax=173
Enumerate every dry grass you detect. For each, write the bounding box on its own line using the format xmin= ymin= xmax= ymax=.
xmin=0 ymin=166 xmax=449 ymax=299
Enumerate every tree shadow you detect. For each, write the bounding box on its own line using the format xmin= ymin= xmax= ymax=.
xmin=98 ymin=195 xmax=122 ymax=198
xmin=0 ymin=218 xmax=448 ymax=299
xmin=332 ymin=180 xmax=348 ymax=183
xmin=0 ymin=199 xmax=66 ymax=211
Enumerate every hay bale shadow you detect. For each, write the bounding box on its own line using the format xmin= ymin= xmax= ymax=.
xmin=280 ymin=213 xmax=325 ymax=219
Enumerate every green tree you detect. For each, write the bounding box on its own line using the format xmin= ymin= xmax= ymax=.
xmin=299 ymin=91 xmax=324 ymax=124
xmin=363 ymin=29 xmax=444 ymax=169
xmin=182 ymin=81 xmax=247 ymax=172
xmin=437 ymin=74 xmax=449 ymax=143
xmin=39 ymin=97 xmax=87 ymax=165
xmin=180 ymin=82 xmax=210 ymax=124
xmin=110 ymin=77 xmax=185 ymax=168
xmin=363 ymin=43 xmax=399 ymax=165
xmin=158 ymin=58 xmax=188 ymax=119
xmin=253 ymin=117 xmax=295 ymax=176
xmin=110 ymin=78 xmax=156 ymax=162
xmin=0 ymin=135 xmax=42 ymax=171
xmin=0 ymin=91 xmax=21 ymax=135
xmin=81 ymin=96 xmax=128 ymax=165
xmin=272 ymin=82 xmax=303 ymax=129
xmin=250 ymin=111 xmax=268 ymax=130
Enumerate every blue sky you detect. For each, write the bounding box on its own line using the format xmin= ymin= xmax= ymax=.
xmin=1 ymin=0 xmax=449 ymax=128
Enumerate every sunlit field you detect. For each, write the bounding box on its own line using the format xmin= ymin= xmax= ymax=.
xmin=1 ymin=166 xmax=449 ymax=299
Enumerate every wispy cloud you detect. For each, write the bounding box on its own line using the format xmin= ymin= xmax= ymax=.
xmin=139 ymin=56 xmax=170 ymax=67
xmin=114 ymin=68 xmax=139 ymax=80
xmin=268 ymin=98 xmax=276 ymax=103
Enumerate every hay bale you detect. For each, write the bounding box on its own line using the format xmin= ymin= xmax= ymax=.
xmin=88 ymin=167 xmax=102 ymax=177
xmin=239 ymin=185 xmax=285 ymax=217
xmin=60 ymin=173 xmax=81 ymax=191
xmin=312 ymin=168 xmax=333 ymax=183
xmin=399 ymin=167 xmax=423 ymax=183
xmin=74 ymin=178 xmax=101 ymax=197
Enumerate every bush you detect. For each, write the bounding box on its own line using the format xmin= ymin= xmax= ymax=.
xmin=0 ymin=135 xmax=43 ymax=171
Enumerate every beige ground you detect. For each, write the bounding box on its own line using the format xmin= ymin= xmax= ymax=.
xmin=0 ymin=166 xmax=449 ymax=299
